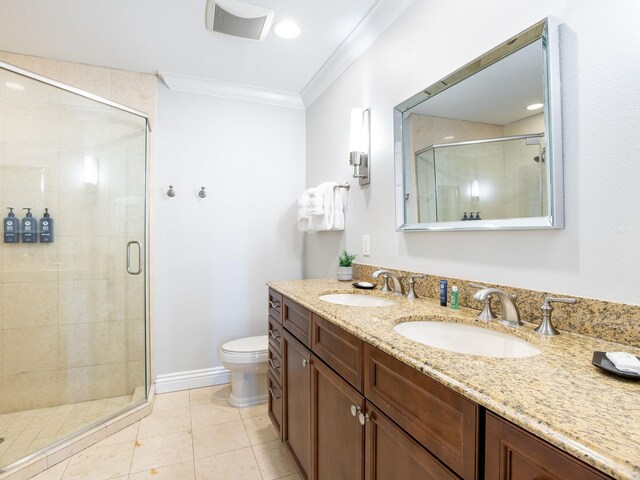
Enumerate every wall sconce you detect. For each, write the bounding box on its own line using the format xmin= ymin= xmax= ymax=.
xmin=471 ymin=179 xmax=480 ymax=200
xmin=349 ymin=107 xmax=370 ymax=186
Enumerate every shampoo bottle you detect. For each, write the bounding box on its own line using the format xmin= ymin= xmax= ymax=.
xmin=4 ymin=207 xmax=19 ymax=243
xmin=439 ymin=280 xmax=448 ymax=306
xmin=40 ymin=208 xmax=54 ymax=243
xmin=22 ymin=208 xmax=37 ymax=243
xmin=451 ymin=286 xmax=459 ymax=310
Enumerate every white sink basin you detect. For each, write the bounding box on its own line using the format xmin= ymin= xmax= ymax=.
xmin=319 ymin=293 xmax=396 ymax=307
xmin=393 ymin=321 xmax=541 ymax=358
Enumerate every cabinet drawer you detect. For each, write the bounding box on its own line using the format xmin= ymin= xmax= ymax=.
xmin=485 ymin=412 xmax=612 ymax=480
xmin=268 ymin=372 xmax=283 ymax=439
xmin=364 ymin=344 xmax=479 ymax=480
xmin=311 ymin=314 xmax=363 ymax=392
xmin=284 ymin=297 xmax=312 ymax=347
xmin=268 ymin=315 xmax=283 ymax=353
xmin=268 ymin=288 xmax=283 ymax=322
xmin=268 ymin=347 xmax=283 ymax=385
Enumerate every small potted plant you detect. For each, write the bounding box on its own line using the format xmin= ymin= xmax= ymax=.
xmin=337 ymin=250 xmax=357 ymax=281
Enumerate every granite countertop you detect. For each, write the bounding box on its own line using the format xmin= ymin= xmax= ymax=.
xmin=267 ymin=279 xmax=640 ymax=480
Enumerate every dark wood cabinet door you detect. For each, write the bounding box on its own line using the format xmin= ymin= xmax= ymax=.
xmin=284 ymin=330 xmax=312 ymax=479
xmin=485 ymin=413 xmax=612 ymax=480
xmin=364 ymin=401 xmax=458 ymax=480
xmin=311 ymin=356 xmax=365 ymax=480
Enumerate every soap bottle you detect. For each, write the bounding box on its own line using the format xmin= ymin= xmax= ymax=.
xmin=451 ymin=286 xmax=459 ymax=310
xmin=439 ymin=280 xmax=448 ymax=306
xmin=4 ymin=207 xmax=19 ymax=243
xmin=39 ymin=208 xmax=54 ymax=243
xmin=21 ymin=208 xmax=37 ymax=243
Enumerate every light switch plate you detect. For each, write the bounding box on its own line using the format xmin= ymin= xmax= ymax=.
xmin=362 ymin=235 xmax=370 ymax=256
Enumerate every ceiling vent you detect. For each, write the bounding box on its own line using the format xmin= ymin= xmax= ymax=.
xmin=205 ymin=0 xmax=273 ymax=41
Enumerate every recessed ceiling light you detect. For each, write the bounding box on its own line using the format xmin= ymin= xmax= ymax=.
xmin=273 ymin=20 xmax=301 ymax=39
xmin=443 ymin=135 xmax=455 ymax=140
xmin=526 ymin=103 xmax=544 ymax=111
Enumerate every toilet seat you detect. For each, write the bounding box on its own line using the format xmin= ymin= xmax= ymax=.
xmin=221 ymin=335 xmax=268 ymax=364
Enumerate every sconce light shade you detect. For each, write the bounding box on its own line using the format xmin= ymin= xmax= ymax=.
xmin=348 ymin=107 xmax=370 ymax=186
xmin=84 ymin=155 xmax=99 ymax=185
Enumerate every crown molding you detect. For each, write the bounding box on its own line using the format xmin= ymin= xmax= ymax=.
xmin=159 ymin=71 xmax=304 ymax=109
xmin=300 ymin=0 xmax=415 ymax=108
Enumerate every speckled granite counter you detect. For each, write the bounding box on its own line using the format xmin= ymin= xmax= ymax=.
xmin=267 ymin=279 xmax=640 ymax=480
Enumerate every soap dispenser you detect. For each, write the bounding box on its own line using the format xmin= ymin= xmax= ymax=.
xmin=39 ymin=208 xmax=54 ymax=243
xmin=4 ymin=207 xmax=19 ymax=243
xmin=21 ymin=208 xmax=37 ymax=243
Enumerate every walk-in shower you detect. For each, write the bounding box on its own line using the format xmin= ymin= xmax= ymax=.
xmin=0 ymin=60 xmax=149 ymax=472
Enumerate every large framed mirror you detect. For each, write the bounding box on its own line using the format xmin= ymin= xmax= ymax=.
xmin=394 ymin=18 xmax=563 ymax=231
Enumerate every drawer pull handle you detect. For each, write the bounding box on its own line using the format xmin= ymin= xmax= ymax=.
xmin=268 ymin=358 xmax=280 ymax=370
xmin=269 ymin=300 xmax=281 ymax=309
xmin=302 ymin=358 xmax=310 ymax=367
xmin=269 ymin=330 xmax=281 ymax=339
xmin=268 ymin=387 xmax=280 ymax=400
xmin=358 ymin=412 xmax=370 ymax=426
xmin=350 ymin=405 xmax=361 ymax=417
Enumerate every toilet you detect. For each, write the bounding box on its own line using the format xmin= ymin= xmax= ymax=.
xmin=220 ymin=335 xmax=269 ymax=408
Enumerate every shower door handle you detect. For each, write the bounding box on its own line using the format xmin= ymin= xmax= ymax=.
xmin=126 ymin=241 xmax=142 ymax=275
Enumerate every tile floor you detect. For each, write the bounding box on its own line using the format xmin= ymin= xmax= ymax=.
xmin=0 ymin=394 xmax=138 ymax=468
xmin=28 ymin=385 xmax=300 ymax=480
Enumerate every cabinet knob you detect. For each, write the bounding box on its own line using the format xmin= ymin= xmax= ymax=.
xmin=302 ymin=358 xmax=310 ymax=367
xmin=350 ymin=405 xmax=361 ymax=417
xmin=358 ymin=412 xmax=370 ymax=426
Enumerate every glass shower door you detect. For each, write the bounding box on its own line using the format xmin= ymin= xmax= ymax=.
xmin=0 ymin=61 xmax=148 ymax=471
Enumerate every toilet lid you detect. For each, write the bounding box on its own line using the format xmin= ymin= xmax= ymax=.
xmin=222 ymin=335 xmax=268 ymax=354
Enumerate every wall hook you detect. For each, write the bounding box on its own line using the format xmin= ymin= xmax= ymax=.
xmin=198 ymin=187 xmax=207 ymax=198
xmin=167 ymin=185 xmax=176 ymax=197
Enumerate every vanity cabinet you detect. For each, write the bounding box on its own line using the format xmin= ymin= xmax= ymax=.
xmin=484 ymin=413 xmax=611 ymax=480
xmin=267 ymin=288 xmax=284 ymax=439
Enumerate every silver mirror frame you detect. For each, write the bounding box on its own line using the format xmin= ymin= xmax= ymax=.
xmin=394 ymin=17 xmax=564 ymax=232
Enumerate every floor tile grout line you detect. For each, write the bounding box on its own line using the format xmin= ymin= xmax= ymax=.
xmin=125 ymin=420 xmax=141 ymax=475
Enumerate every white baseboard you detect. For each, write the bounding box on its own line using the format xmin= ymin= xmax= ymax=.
xmin=155 ymin=367 xmax=231 ymax=394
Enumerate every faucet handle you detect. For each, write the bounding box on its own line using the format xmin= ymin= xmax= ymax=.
xmin=406 ymin=274 xmax=426 ymax=300
xmin=379 ymin=274 xmax=391 ymax=292
xmin=469 ymin=283 xmax=497 ymax=322
xmin=534 ymin=297 xmax=577 ymax=336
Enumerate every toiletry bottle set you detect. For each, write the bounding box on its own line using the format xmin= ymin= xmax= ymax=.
xmin=462 ymin=212 xmax=481 ymax=221
xmin=439 ymin=280 xmax=460 ymax=310
xmin=3 ymin=207 xmax=54 ymax=243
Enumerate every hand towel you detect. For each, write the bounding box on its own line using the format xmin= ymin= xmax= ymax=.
xmin=311 ymin=182 xmax=337 ymax=231
xmin=297 ymin=190 xmax=312 ymax=221
xmin=331 ymin=186 xmax=345 ymax=231
xmin=605 ymin=352 xmax=640 ymax=374
xmin=309 ymin=188 xmax=324 ymax=215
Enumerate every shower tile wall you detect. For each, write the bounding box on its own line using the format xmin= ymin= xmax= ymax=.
xmin=0 ymin=51 xmax=156 ymax=413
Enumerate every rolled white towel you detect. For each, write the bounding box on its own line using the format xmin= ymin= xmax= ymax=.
xmin=606 ymin=351 xmax=640 ymax=374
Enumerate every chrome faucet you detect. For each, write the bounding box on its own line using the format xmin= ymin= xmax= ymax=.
xmin=473 ymin=288 xmax=522 ymax=328
xmin=535 ymin=297 xmax=577 ymax=336
xmin=406 ymin=274 xmax=425 ymax=300
xmin=372 ymin=270 xmax=405 ymax=295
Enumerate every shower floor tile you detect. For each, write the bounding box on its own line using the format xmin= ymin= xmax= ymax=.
xmin=0 ymin=393 xmax=134 ymax=468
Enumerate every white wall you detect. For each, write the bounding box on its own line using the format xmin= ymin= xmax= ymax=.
xmin=154 ymin=84 xmax=305 ymax=378
xmin=305 ymin=0 xmax=640 ymax=305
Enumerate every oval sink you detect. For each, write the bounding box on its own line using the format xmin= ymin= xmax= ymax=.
xmin=393 ymin=321 xmax=541 ymax=358
xmin=319 ymin=293 xmax=396 ymax=307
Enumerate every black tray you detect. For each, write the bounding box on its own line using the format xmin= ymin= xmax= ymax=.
xmin=352 ymin=282 xmax=376 ymax=290
xmin=592 ymin=351 xmax=640 ymax=379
